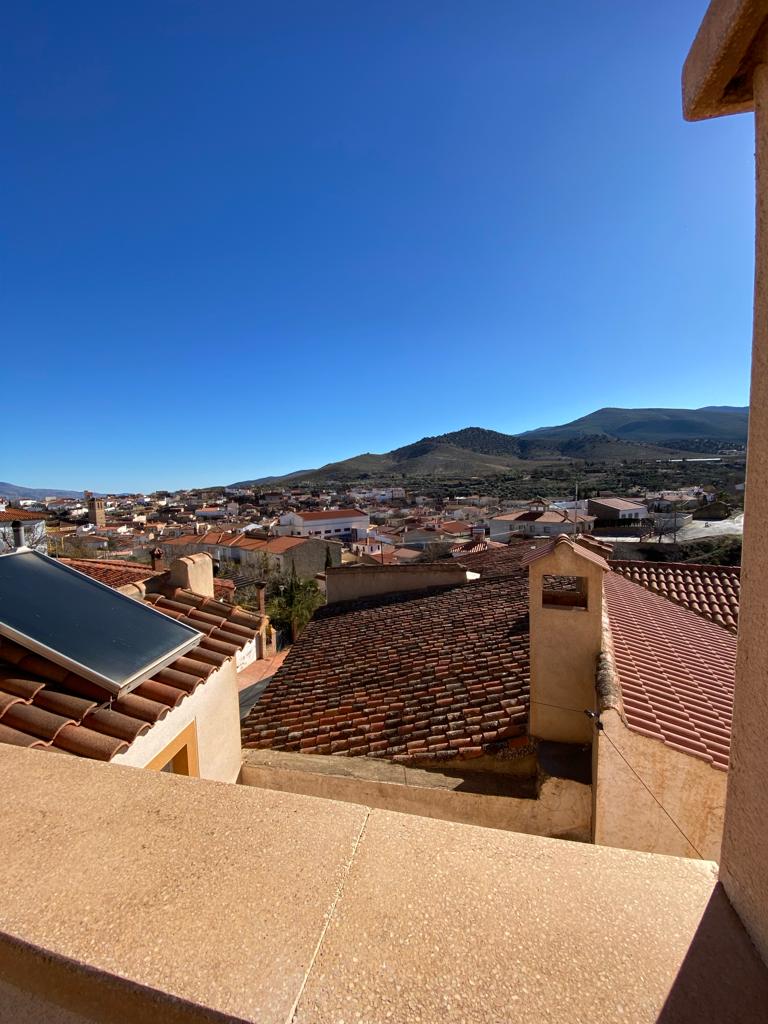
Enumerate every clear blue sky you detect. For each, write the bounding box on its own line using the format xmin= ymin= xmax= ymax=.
xmin=1 ymin=1 xmax=755 ymax=492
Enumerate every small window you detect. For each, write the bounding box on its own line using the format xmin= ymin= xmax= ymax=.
xmin=542 ymin=574 xmax=588 ymax=609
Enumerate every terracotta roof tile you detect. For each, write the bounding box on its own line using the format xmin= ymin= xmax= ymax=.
xmin=0 ymin=583 xmax=262 ymax=763
xmin=61 ymin=557 xmax=162 ymax=589
xmin=605 ymin=573 xmax=735 ymax=771
xmin=243 ymin=551 xmax=530 ymax=763
xmin=609 ymin=560 xmax=740 ymax=633
xmin=0 ymin=509 xmax=47 ymax=521
xmin=61 ymin=557 xmax=235 ymax=601
xmin=290 ymin=508 xmax=367 ymax=522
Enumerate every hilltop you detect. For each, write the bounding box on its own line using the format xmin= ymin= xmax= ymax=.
xmin=233 ymin=406 xmax=748 ymax=485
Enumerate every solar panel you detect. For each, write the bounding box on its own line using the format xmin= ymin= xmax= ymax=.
xmin=0 ymin=550 xmax=203 ymax=695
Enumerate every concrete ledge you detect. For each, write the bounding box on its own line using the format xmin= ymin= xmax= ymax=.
xmin=683 ymin=0 xmax=768 ymax=120
xmin=241 ymin=749 xmax=592 ymax=841
xmin=2 ymin=745 xmax=767 ymax=1023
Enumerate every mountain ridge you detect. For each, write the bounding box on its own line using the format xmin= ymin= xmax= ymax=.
xmin=232 ymin=406 xmax=748 ymax=485
xmin=0 ymin=481 xmax=84 ymax=500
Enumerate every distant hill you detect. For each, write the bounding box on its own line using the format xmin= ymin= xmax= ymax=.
xmin=0 ymin=481 xmax=83 ymax=500
xmin=232 ymin=406 xmax=748 ymax=485
xmin=520 ymin=406 xmax=749 ymax=443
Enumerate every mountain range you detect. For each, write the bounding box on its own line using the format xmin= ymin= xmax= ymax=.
xmin=234 ymin=406 xmax=749 ymax=485
xmin=0 ymin=482 xmax=84 ymax=500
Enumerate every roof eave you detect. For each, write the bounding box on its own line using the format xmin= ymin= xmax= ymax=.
xmin=683 ymin=0 xmax=768 ymax=121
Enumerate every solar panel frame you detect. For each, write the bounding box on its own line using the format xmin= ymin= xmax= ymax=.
xmin=0 ymin=550 xmax=203 ymax=695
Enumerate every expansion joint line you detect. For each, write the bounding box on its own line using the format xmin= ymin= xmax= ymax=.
xmin=286 ymin=807 xmax=371 ymax=1024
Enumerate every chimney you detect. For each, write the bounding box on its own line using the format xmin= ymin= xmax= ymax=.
xmin=526 ymin=534 xmax=609 ymax=744
xmin=169 ymin=553 xmax=214 ymax=598
xmin=150 ymin=547 xmax=165 ymax=571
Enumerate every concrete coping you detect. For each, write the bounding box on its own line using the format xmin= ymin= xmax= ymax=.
xmin=1 ymin=745 xmax=767 ymax=1023
xmin=683 ymin=0 xmax=768 ymax=120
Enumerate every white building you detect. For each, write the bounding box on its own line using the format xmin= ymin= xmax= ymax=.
xmin=277 ymin=508 xmax=370 ymax=540
xmin=587 ymin=498 xmax=648 ymax=521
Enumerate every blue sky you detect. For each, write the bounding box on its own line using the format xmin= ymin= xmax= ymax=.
xmin=1 ymin=1 xmax=755 ymax=491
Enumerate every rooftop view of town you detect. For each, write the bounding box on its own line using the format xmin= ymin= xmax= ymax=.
xmin=2 ymin=1 xmax=768 ymax=1022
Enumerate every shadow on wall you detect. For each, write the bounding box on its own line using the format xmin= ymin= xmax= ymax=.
xmin=656 ymin=883 xmax=768 ymax=1022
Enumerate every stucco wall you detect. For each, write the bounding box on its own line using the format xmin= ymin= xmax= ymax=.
xmin=111 ymin=658 xmax=241 ymax=783
xmin=593 ymin=709 xmax=726 ymax=861
xmin=717 ymin=62 xmax=768 ymax=964
xmin=240 ymin=750 xmax=591 ymax=842
xmin=528 ymin=545 xmax=605 ymax=744
xmin=282 ymin=538 xmax=342 ymax=579
xmin=325 ymin=564 xmax=469 ymax=604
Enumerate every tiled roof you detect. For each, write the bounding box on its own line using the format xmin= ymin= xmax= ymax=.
xmin=242 ymin=567 xmax=530 ymax=764
xmin=0 ymin=590 xmax=260 ymax=762
xmin=437 ymin=520 xmax=473 ymax=534
xmin=61 ymin=557 xmax=235 ymax=601
xmin=0 ymin=509 xmax=47 ymax=521
xmin=457 ymin=540 xmax=545 ymax=578
xmin=494 ymin=510 xmax=594 ymax=524
xmin=61 ymin=557 xmax=161 ymax=589
xmin=523 ymin=534 xmax=610 ymax=570
xmin=449 ymin=538 xmax=506 ymax=556
xmin=609 ymin=560 xmax=740 ymax=632
xmin=162 ymin=531 xmax=307 ymax=554
xmin=291 ymin=508 xmax=367 ymax=522
xmin=589 ymin=497 xmax=646 ymax=511
xmin=604 ymin=573 xmax=735 ymax=771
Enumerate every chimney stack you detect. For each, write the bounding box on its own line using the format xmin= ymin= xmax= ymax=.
xmin=526 ymin=535 xmax=609 ymax=744
xmin=150 ymin=547 xmax=165 ymax=572
xmin=169 ymin=553 xmax=214 ymax=598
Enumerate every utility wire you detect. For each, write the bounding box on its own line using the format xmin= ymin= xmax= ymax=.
xmin=600 ymin=727 xmax=706 ymax=859
xmin=531 ymin=698 xmax=707 ymax=859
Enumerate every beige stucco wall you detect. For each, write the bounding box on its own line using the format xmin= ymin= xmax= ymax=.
xmin=717 ymin=60 xmax=768 ymax=966
xmin=111 ymin=657 xmax=241 ymax=783
xmin=325 ymin=564 xmax=470 ymax=604
xmin=594 ymin=709 xmax=726 ymax=861
xmin=240 ymin=750 xmax=592 ymax=842
xmin=528 ymin=545 xmax=605 ymax=744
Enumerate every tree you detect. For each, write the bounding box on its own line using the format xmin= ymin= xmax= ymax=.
xmin=266 ymin=565 xmax=324 ymax=642
xmin=0 ymin=519 xmax=48 ymax=554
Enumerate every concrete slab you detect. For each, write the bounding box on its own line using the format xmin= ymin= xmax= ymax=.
xmin=0 ymin=746 xmax=368 ymax=1023
xmin=295 ymin=809 xmax=767 ymax=1024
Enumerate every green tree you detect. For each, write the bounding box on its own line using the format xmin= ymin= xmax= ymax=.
xmin=266 ymin=565 xmax=324 ymax=642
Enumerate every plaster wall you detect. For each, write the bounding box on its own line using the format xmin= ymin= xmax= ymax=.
xmin=719 ymin=59 xmax=768 ymax=964
xmin=111 ymin=657 xmax=241 ymax=783
xmin=325 ymin=564 xmax=469 ymax=604
xmin=240 ymin=750 xmax=591 ymax=842
xmin=593 ymin=709 xmax=726 ymax=861
xmin=168 ymin=553 xmax=214 ymax=598
xmin=528 ymin=546 xmax=604 ymax=743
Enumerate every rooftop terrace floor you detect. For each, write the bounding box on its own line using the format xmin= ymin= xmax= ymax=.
xmin=0 ymin=746 xmax=766 ymax=1023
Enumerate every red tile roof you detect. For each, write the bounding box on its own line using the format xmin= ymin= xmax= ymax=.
xmin=437 ymin=520 xmax=473 ymax=534
xmin=604 ymin=573 xmax=735 ymax=771
xmin=0 ymin=591 xmax=260 ymax=762
xmin=449 ymin=539 xmax=506 ymax=556
xmin=494 ymin=509 xmax=595 ymax=524
xmin=62 ymin=557 xmax=161 ymax=589
xmin=162 ymin=531 xmax=307 ymax=554
xmin=589 ymin=497 xmax=647 ymax=511
xmin=242 ymin=559 xmax=530 ymax=764
xmin=290 ymin=508 xmax=367 ymax=522
xmin=62 ymin=557 xmax=235 ymax=601
xmin=0 ymin=509 xmax=47 ymax=522
xmin=609 ymin=560 xmax=739 ymax=632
